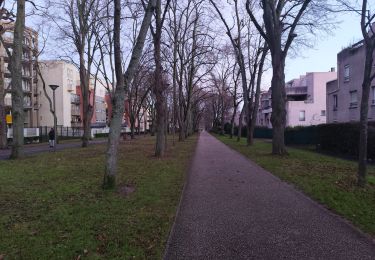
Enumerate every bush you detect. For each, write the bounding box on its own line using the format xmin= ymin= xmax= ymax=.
xmin=285 ymin=125 xmax=318 ymax=145
xmin=316 ymin=122 xmax=375 ymax=160
xmin=284 ymin=122 xmax=375 ymax=160
xmin=94 ymin=133 xmax=109 ymax=138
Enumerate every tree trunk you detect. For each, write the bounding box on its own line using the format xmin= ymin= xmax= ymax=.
xmin=230 ymin=109 xmax=236 ymax=139
xmin=130 ymin=116 xmax=135 ymax=139
xmin=10 ymin=0 xmax=25 ymax=159
xmin=270 ymin=51 xmax=287 ymax=155
xmin=237 ymin=107 xmax=243 ymax=142
xmin=153 ymin=0 xmax=167 ymax=157
xmin=249 ymin=46 xmax=267 ymax=145
xmin=0 ymin=104 xmax=6 ymax=149
xmin=80 ymin=63 xmax=92 ymax=147
xmin=0 ymin=74 xmax=7 ymax=148
xmin=357 ymin=46 xmax=373 ymax=187
xmin=103 ymin=0 xmax=155 ymax=189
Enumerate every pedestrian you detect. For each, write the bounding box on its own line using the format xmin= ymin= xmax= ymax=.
xmin=48 ymin=128 xmax=55 ymax=148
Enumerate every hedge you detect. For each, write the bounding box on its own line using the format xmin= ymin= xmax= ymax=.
xmin=221 ymin=122 xmax=375 ymax=160
xmin=316 ymin=122 xmax=375 ymax=160
xmin=285 ymin=125 xmax=317 ymax=145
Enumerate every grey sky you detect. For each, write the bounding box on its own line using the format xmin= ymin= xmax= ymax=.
xmin=284 ymin=11 xmax=362 ymax=83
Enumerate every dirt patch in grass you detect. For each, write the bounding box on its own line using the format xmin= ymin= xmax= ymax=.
xmin=118 ymin=184 xmax=136 ymax=198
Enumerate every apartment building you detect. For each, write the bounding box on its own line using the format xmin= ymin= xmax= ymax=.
xmin=38 ymin=60 xmax=107 ymax=128
xmin=1 ymin=23 xmax=39 ymax=127
xmin=327 ymin=40 xmax=375 ymax=123
xmin=258 ymin=71 xmax=337 ymax=128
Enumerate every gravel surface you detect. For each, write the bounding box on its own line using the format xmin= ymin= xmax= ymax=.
xmin=164 ymin=131 xmax=375 ymax=260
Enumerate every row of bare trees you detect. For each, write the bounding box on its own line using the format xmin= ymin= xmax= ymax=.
xmin=206 ymin=0 xmax=374 ymax=187
xmin=1 ymin=0 xmax=374 ymax=187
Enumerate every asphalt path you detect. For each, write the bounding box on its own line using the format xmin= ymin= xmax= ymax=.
xmin=164 ymin=131 xmax=375 ymax=260
xmin=0 ymin=139 xmax=107 ymax=160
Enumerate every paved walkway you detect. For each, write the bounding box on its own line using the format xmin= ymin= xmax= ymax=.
xmin=0 ymin=139 xmax=107 ymax=160
xmin=164 ymin=131 xmax=375 ymax=259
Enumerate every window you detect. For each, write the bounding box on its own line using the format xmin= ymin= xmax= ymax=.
xmin=321 ymin=110 xmax=326 ymax=116
xmin=372 ymin=86 xmax=375 ymax=105
xmin=344 ymin=65 xmax=350 ymax=81
xmin=350 ymin=91 xmax=358 ymax=107
xmin=333 ymin=95 xmax=338 ymax=110
xmin=299 ymin=110 xmax=305 ymax=121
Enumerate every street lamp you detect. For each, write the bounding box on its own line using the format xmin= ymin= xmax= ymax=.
xmin=49 ymin=84 xmax=59 ymax=151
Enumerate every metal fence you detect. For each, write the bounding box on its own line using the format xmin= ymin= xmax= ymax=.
xmin=39 ymin=126 xmax=84 ymax=142
xmin=7 ymin=126 xmax=135 ymax=143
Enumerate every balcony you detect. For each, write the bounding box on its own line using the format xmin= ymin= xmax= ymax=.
xmin=71 ymin=94 xmax=80 ymax=104
xmin=23 ymin=102 xmax=32 ymax=109
xmin=23 ymin=87 xmax=32 ymax=93
xmin=285 ymin=86 xmax=308 ymax=95
xmin=71 ymin=121 xmax=82 ymax=128
xmin=71 ymin=109 xmax=81 ymax=116
xmin=4 ymin=97 xmax=11 ymax=106
xmin=349 ymin=102 xmax=358 ymax=109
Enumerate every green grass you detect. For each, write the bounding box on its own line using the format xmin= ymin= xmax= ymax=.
xmin=214 ymin=134 xmax=375 ymax=236
xmin=0 ymin=135 xmax=197 ymax=259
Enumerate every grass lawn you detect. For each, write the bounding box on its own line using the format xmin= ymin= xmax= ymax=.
xmin=0 ymin=135 xmax=197 ymax=259
xmin=214 ymin=134 xmax=375 ymax=236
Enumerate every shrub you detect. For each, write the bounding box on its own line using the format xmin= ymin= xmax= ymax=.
xmin=285 ymin=125 xmax=318 ymax=145
xmin=94 ymin=133 xmax=109 ymax=138
xmin=284 ymin=122 xmax=375 ymax=160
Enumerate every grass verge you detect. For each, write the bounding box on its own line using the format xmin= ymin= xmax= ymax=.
xmin=214 ymin=134 xmax=375 ymax=236
xmin=0 ymin=135 xmax=197 ymax=259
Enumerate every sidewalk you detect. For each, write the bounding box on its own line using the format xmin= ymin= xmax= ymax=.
xmin=164 ymin=131 xmax=375 ymax=259
xmin=0 ymin=139 xmax=107 ymax=160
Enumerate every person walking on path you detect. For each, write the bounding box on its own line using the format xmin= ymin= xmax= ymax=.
xmin=164 ymin=131 xmax=375 ymax=259
xmin=48 ymin=128 xmax=55 ymax=148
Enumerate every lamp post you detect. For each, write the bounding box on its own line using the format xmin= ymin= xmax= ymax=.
xmin=49 ymin=84 xmax=59 ymax=151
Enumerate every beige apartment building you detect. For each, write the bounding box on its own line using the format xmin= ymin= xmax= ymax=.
xmin=258 ymin=71 xmax=337 ymax=128
xmin=37 ymin=60 xmax=107 ymax=128
xmin=0 ymin=23 xmax=39 ymax=127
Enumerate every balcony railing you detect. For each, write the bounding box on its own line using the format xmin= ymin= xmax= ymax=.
xmin=23 ymin=102 xmax=32 ymax=109
xmin=71 ymin=109 xmax=80 ymax=116
xmin=71 ymin=94 xmax=80 ymax=104
xmin=286 ymin=86 xmax=308 ymax=95
xmin=4 ymin=98 xmax=11 ymax=106
xmin=349 ymin=102 xmax=358 ymax=108
xmin=71 ymin=121 xmax=82 ymax=128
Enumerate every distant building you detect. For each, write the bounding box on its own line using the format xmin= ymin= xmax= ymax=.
xmin=38 ymin=60 xmax=107 ymax=128
xmin=105 ymin=94 xmax=150 ymax=133
xmin=258 ymin=71 xmax=337 ymax=128
xmin=1 ymin=23 xmax=39 ymax=127
xmin=327 ymin=40 xmax=375 ymax=123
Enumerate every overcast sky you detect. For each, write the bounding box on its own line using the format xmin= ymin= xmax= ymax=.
xmin=283 ymin=11 xmax=362 ymax=83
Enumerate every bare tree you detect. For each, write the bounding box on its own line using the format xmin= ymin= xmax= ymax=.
xmin=210 ymin=0 xmax=268 ymax=145
xmin=357 ymin=0 xmax=375 ymax=187
xmin=103 ymin=0 xmax=156 ymax=189
xmin=9 ymin=0 xmax=26 ymax=159
xmin=0 ymin=1 xmax=14 ymax=149
xmin=246 ymin=0 xmax=334 ymax=154
xmin=166 ymin=0 xmax=216 ymax=141
xmin=128 ymin=61 xmax=153 ymax=139
xmin=149 ymin=0 xmax=171 ymax=157
xmin=229 ymin=66 xmax=241 ymax=139
xmin=47 ymin=0 xmax=103 ymax=147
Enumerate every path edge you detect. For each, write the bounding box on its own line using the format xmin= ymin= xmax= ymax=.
xmin=162 ymin=132 xmax=201 ymax=259
xmin=211 ymin=133 xmax=375 ymax=245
